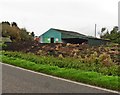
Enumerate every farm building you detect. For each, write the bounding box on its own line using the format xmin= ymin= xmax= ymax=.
xmin=39 ymin=28 xmax=109 ymax=46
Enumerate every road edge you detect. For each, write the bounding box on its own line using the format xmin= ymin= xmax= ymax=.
xmin=1 ymin=63 xmax=120 ymax=94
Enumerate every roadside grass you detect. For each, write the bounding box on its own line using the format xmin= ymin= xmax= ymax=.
xmin=1 ymin=55 xmax=120 ymax=91
xmin=2 ymin=51 xmax=119 ymax=76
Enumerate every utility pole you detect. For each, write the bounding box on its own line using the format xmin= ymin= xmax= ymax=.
xmin=95 ymin=24 xmax=97 ymax=37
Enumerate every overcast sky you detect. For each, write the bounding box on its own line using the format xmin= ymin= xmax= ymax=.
xmin=0 ymin=0 xmax=119 ymax=37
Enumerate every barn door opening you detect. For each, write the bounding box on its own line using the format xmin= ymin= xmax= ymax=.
xmin=50 ymin=38 xmax=54 ymax=43
xmin=62 ymin=38 xmax=88 ymax=44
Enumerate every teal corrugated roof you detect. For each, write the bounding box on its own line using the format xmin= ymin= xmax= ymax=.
xmin=51 ymin=28 xmax=87 ymax=38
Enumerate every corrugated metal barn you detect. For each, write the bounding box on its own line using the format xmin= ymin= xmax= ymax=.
xmin=40 ymin=28 xmax=109 ymax=46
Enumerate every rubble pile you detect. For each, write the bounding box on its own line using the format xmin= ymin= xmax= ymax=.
xmin=4 ymin=41 xmax=120 ymax=64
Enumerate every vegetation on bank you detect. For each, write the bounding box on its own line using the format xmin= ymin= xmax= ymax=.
xmin=2 ymin=51 xmax=119 ymax=76
xmin=0 ymin=21 xmax=35 ymax=42
xmin=1 ymin=54 xmax=119 ymax=91
xmin=100 ymin=26 xmax=120 ymax=44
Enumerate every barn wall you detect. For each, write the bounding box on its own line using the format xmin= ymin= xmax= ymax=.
xmin=88 ymin=38 xmax=108 ymax=46
xmin=41 ymin=29 xmax=62 ymax=43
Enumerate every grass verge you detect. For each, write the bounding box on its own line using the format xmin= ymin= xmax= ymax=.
xmin=2 ymin=51 xmax=119 ymax=76
xmin=1 ymin=55 xmax=120 ymax=91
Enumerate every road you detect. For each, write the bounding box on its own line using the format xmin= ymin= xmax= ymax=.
xmin=1 ymin=63 xmax=119 ymax=94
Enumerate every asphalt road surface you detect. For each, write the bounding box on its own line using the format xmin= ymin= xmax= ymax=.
xmin=1 ymin=63 xmax=119 ymax=94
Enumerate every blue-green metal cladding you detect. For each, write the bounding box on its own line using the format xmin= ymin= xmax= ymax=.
xmin=87 ymin=38 xmax=108 ymax=46
xmin=40 ymin=29 xmax=62 ymax=43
